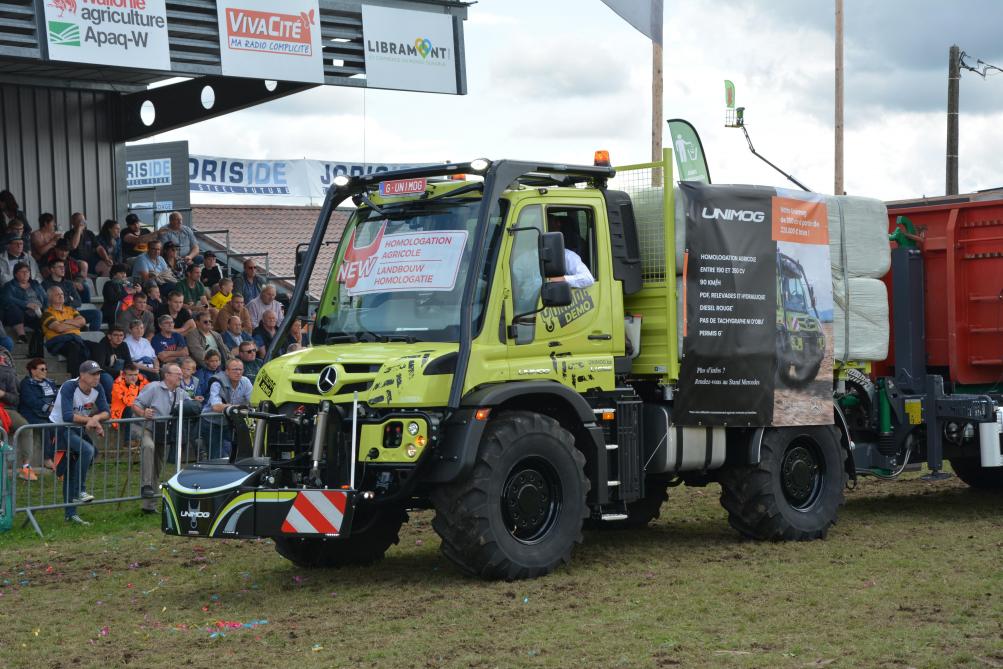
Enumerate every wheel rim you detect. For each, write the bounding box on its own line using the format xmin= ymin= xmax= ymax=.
xmin=780 ymin=437 xmax=825 ymax=510
xmin=502 ymin=456 xmax=562 ymax=544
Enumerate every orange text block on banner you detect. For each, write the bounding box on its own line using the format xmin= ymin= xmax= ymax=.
xmin=771 ymin=196 xmax=828 ymax=245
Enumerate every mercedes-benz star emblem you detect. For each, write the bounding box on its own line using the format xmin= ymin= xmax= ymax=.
xmin=317 ymin=365 xmax=339 ymax=394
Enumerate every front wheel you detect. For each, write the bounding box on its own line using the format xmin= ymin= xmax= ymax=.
xmin=431 ymin=411 xmax=589 ymax=580
xmin=273 ymin=506 xmax=408 ymax=568
xmin=719 ymin=425 xmax=846 ymax=540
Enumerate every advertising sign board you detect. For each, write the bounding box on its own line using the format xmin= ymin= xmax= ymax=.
xmin=43 ymin=0 xmax=171 ymax=70
xmin=216 ymin=0 xmax=324 ymax=83
xmin=362 ymin=5 xmax=458 ymax=94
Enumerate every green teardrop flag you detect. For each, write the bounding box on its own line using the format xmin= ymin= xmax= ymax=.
xmin=725 ymin=80 xmax=736 ymax=109
xmin=667 ymin=119 xmax=711 ymax=183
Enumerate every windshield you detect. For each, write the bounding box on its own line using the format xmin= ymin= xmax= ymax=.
xmin=315 ymin=199 xmax=502 ymax=343
xmin=781 ymin=272 xmax=809 ymax=313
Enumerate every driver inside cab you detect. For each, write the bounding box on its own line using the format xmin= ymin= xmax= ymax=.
xmin=546 ymin=213 xmax=595 ymax=289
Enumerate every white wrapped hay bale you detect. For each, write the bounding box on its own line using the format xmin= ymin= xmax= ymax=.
xmin=826 ymin=195 xmax=890 ymax=279
xmin=832 ymin=277 xmax=889 ymax=361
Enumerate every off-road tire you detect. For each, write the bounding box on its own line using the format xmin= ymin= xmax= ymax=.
xmin=431 ymin=411 xmax=589 ymax=580
xmin=586 ymin=481 xmax=669 ymax=530
xmin=273 ymin=506 xmax=408 ymax=568
xmin=778 ymin=359 xmax=822 ymax=388
xmin=719 ymin=425 xmax=846 ymax=540
xmin=950 ymin=457 xmax=1003 ymax=490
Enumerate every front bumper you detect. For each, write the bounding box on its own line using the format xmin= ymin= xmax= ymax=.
xmin=162 ymin=462 xmax=359 ymax=539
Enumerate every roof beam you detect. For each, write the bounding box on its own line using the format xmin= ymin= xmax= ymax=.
xmin=116 ymin=76 xmax=315 ymax=142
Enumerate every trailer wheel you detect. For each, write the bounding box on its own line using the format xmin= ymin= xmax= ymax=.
xmin=431 ymin=411 xmax=589 ymax=580
xmin=949 ymin=457 xmax=1003 ymax=490
xmin=586 ymin=481 xmax=669 ymax=530
xmin=719 ymin=425 xmax=846 ymax=541
xmin=273 ymin=506 xmax=408 ymax=568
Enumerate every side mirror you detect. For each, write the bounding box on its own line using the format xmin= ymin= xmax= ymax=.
xmin=541 ymin=280 xmax=572 ymax=308
xmin=808 ymin=284 xmax=816 ymax=307
xmin=294 ymin=248 xmax=307 ymax=278
xmin=539 ymin=232 xmax=567 ymax=278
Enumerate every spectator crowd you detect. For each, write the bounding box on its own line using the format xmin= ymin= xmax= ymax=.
xmin=0 ymin=195 xmax=308 ymax=525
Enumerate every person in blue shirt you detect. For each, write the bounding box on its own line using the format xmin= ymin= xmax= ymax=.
xmin=49 ymin=361 xmax=110 ymax=525
xmin=131 ymin=240 xmax=171 ymax=286
xmin=18 ymin=357 xmax=59 ymax=469
xmin=151 ymin=314 xmax=189 ymax=367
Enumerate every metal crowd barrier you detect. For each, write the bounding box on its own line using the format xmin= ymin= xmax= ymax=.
xmin=11 ymin=411 xmax=243 ymax=538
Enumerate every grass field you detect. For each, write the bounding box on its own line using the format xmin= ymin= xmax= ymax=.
xmin=1 ymin=472 xmax=1001 ymax=669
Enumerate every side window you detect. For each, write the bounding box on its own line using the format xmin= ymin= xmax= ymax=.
xmin=510 ymin=205 xmax=543 ymax=318
xmin=545 ymin=207 xmax=596 ymax=277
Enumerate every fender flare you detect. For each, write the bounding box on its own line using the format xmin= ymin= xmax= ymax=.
xmin=424 ymin=381 xmax=598 ymax=484
xmin=745 ymin=403 xmax=856 ymax=481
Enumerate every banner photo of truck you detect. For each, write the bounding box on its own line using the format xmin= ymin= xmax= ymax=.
xmin=675 ymin=183 xmax=833 ymax=427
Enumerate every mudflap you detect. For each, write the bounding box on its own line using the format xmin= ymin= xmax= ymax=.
xmin=161 ymin=462 xmax=359 ymax=539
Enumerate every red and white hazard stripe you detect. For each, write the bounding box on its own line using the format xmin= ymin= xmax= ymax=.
xmin=281 ymin=490 xmax=348 ymax=535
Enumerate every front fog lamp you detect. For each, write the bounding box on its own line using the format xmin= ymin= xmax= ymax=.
xmin=407 ymin=421 xmax=420 ymax=436
xmin=406 ymin=443 xmax=418 ymax=458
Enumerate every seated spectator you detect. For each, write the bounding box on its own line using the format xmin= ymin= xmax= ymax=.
xmin=43 ymin=258 xmax=101 ymax=331
xmin=201 ymin=250 xmax=223 ymax=290
xmin=94 ymin=219 xmax=122 ymax=277
xmin=235 ymin=342 xmax=262 ymax=383
xmin=156 ymin=290 xmax=195 ymax=336
xmin=179 ymin=357 xmax=203 ymax=403
xmin=18 ymin=358 xmax=57 ymax=470
xmin=90 ymin=325 xmax=131 ymax=398
xmin=201 ymin=358 xmax=252 ymax=459
xmin=186 ymin=309 xmax=230 ymax=369
xmin=50 ymin=361 xmax=109 ymax=525
xmin=162 ymin=242 xmax=185 ymax=286
xmin=152 ymin=314 xmax=189 ymax=367
xmin=41 ymin=239 xmax=87 ymax=297
xmin=214 ymin=293 xmax=252 ymax=334
xmin=196 ymin=349 xmax=221 ymax=391
xmin=132 ymin=240 xmax=174 ymax=287
xmin=116 ymin=290 xmax=155 ymax=339
xmin=121 ymin=213 xmax=157 ymax=261
xmin=110 ymin=362 xmax=148 ymax=431
xmin=252 ymin=309 xmax=279 ymax=358
xmin=285 ymin=317 xmax=308 ymax=353
xmin=132 ymin=361 xmax=184 ymax=514
xmin=30 ymin=213 xmax=58 ymax=263
xmin=4 ymin=219 xmax=29 ymax=257
xmin=2 ymin=263 xmax=47 ymax=356
xmin=209 ymin=276 xmax=235 ymax=311
xmin=247 ymin=284 xmax=284 ymax=328
xmin=102 ymin=264 xmax=134 ymax=326
xmin=0 ymin=346 xmax=31 ymax=480
xmin=125 ymin=318 xmax=159 ymax=381
xmin=41 ymin=286 xmax=89 ymax=372
xmin=63 ymin=212 xmax=94 ymax=278
xmin=145 ymin=281 xmax=162 ymax=313
xmin=179 ymin=263 xmax=210 ymax=313
xmin=0 ymin=233 xmax=41 ymax=284
xmin=221 ymin=314 xmax=252 ymax=355
xmin=0 ymin=190 xmax=29 ymax=242
xmin=233 ymin=258 xmax=265 ymax=303
xmin=158 ymin=211 xmax=201 ymax=265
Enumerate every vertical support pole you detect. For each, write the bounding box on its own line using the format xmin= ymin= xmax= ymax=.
xmin=947 ymin=45 xmax=960 ymax=196
xmin=834 ymin=0 xmax=844 ymax=196
xmin=651 ymin=40 xmax=663 ymax=187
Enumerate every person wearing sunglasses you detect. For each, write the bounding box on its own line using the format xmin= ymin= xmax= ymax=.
xmin=185 ymin=310 xmax=230 ymax=369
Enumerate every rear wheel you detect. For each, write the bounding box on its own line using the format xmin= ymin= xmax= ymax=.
xmin=719 ymin=425 xmax=846 ymax=540
xmin=950 ymin=457 xmax=1003 ymax=490
xmin=431 ymin=411 xmax=589 ymax=580
xmin=273 ymin=506 xmax=408 ymax=568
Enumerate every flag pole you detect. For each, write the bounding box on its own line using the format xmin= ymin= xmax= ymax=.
xmin=834 ymin=0 xmax=844 ymax=195
xmin=652 ymin=39 xmax=663 ymax=184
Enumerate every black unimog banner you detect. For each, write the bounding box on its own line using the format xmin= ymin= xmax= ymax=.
xmin=675 ymin=183 xmax=834 ymax=427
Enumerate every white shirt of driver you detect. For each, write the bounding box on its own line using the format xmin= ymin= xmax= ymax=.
xmin=563 ymin=249 xmax=595 ymax=289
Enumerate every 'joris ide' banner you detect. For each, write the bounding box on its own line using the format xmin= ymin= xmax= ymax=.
xmin=675 ymin=183 xmax=834 ymax=427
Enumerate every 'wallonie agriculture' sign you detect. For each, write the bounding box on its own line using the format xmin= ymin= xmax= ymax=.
xmin=43 ymin=0 xmax=171 ymax=71
xmin=216 ymin=0 xmax=324 ymax=84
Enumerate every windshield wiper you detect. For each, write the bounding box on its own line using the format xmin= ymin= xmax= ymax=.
xmin=421 ymin=182 xmax=484 ymax=202
xmin=355 ymin=191 xmax=388 ymax=216
xmin=376 ymin=333 xmax=420 ymax=344
xmin=325 ymin=332 xmax=360 ymax=344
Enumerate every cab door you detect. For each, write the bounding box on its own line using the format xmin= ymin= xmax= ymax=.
xmin=504 ymin=199 xmax=616 ymax=392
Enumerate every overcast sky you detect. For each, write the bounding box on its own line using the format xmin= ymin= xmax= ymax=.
xmin=141 ymin=0 xmax=1003 ymax=204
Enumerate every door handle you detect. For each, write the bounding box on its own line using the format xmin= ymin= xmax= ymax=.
xmin=588 ymin=333 xmax=612 ymax=340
